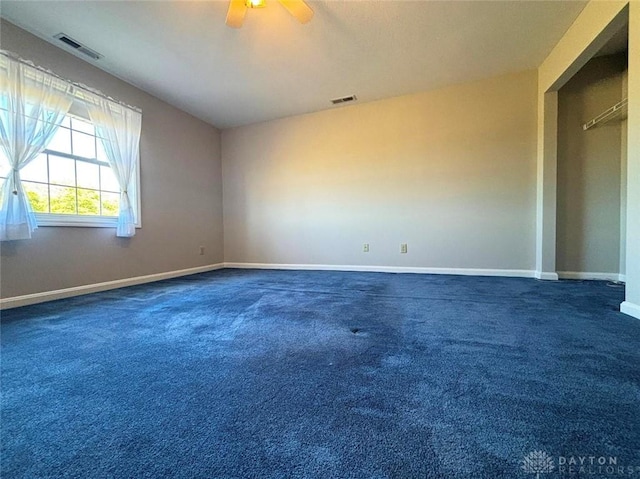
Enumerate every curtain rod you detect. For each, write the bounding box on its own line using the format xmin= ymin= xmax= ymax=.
xmin=0 ymin=50 xmax=142 ymax=113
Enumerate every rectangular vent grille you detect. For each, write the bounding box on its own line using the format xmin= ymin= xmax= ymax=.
xmin=54 ymin=33 xmax=102 ymax=60
xmin=331 ymin=95 xmax=357 ymax=105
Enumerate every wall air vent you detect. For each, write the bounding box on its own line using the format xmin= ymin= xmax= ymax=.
xmin=331 ymin=95 xmax=357 ymax=105
xmin=54 ymin=33 xmax=102 ymax=60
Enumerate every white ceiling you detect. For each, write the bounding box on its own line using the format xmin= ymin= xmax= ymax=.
xmin=1 ymin=1 xmax=587 ymax=129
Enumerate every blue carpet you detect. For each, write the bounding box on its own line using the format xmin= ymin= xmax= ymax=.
xmin=1 ymin=269 xmax=639 ymax=478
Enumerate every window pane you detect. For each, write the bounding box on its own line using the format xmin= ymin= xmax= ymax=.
xmin=72 ymin=131 xmax=96 ymax=159
xmin=21 ymin=154 xmax=48 ymax=183
xmin=49 ymin=156 xmax=76 ymax=187
xmin=100 ymin=165 xmax=120 ymax=192
xmin=96 ymin=139 xmax=109 ymax=163
xmin=50 ymin=185 xmax=77 ymax=214
xmin=71 ymin=117 xmax=95 ymax=135
xmin=23 ymin=181 xmax=49 ymax=213
xmin=47 ymin=127 xmax=71 ymax=154
xmin=60 ymin=116 xmax=71 ymax=128
xmin=78 ymin=188 xmax=100 ymax=215
xmin=77 ymin=161 xmax=99 ymax=189
xmin=101 ymin=191 xmax=119 ymax=216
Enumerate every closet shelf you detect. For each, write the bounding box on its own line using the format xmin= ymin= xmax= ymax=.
xmin=583 ymin=98 xmax=628 ymax=131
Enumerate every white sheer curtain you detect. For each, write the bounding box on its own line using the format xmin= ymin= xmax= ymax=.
xmin=86 ymin=98 xmax=141 ymax=237
xmin=0 ymin=55 xmax=74 ymax=240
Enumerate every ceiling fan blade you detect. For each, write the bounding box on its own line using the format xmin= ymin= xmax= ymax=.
xmin=278 ymin=0 xmax=314 ymax=24
xmin=226 ymin=0 xmax=247 ymax=28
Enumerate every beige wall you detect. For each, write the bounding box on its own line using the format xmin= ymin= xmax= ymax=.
xmin=623 ymin=0 xmax=640 ymax=317
xmin=620 ymin=67 xmax=628 ymax=276
xmin=222 ymin=70 xmax=538 ymax=271
xmin=556 ymin=54 xmax=626 ymax=274
xmin=0 ymin=20 xmax=224 ymax=298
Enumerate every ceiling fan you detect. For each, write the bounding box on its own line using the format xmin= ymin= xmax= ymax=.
xmin=226 ymin=0 xmax=314 ymax=28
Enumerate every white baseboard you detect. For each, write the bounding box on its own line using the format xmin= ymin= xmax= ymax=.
xmin=557 ymin=271 xmax=625 ymax=282
xmin=8 ymin=263 xmax=625 ymax=311
xmin=534 ymin=271 xmax=559 ymax=280
xmin=0 ymin=263 xmax=225 ymax=310
xmin=620 ymin=301 xmax=640 ymax=320
xmin=224 ymin=262 xmax=535 ymax=278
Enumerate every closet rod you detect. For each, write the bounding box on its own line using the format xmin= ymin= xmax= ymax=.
xmin=583 ymin=98 xmax=628 ymax=131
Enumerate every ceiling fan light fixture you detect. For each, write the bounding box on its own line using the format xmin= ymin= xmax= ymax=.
xmin=246 ymin=0 xmax=266 ymax=8
xmin=227 ymin=0 xmax=313 ymax=28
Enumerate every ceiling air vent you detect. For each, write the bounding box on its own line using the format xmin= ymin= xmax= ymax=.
xmin=331 ymin=95 xmax=357 ymax=105
xmin=54 ymin=33 xmax=102 ymax=60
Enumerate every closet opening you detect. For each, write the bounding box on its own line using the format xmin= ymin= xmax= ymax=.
xmin=555 ymin=22 xmax=629 ymax=284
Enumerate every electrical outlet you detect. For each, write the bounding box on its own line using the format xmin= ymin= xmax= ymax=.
xmin=199 ymin=246 xmax=205 ymax=255
xmin=400 ymin=243 xmax=408 ymax=254
xmin=363 ymin=243 xmax=370 ymax=253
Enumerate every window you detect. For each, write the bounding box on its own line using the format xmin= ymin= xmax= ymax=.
xmin=0 ymin=113 xmax=139 ymax=228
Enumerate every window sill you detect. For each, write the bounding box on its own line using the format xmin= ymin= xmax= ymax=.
xmin=34 ymin=214 xmax=141 ymax=229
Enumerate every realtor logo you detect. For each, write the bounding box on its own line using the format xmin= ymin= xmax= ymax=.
xmin=522 ymin=451 xmax=555 ymax=479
